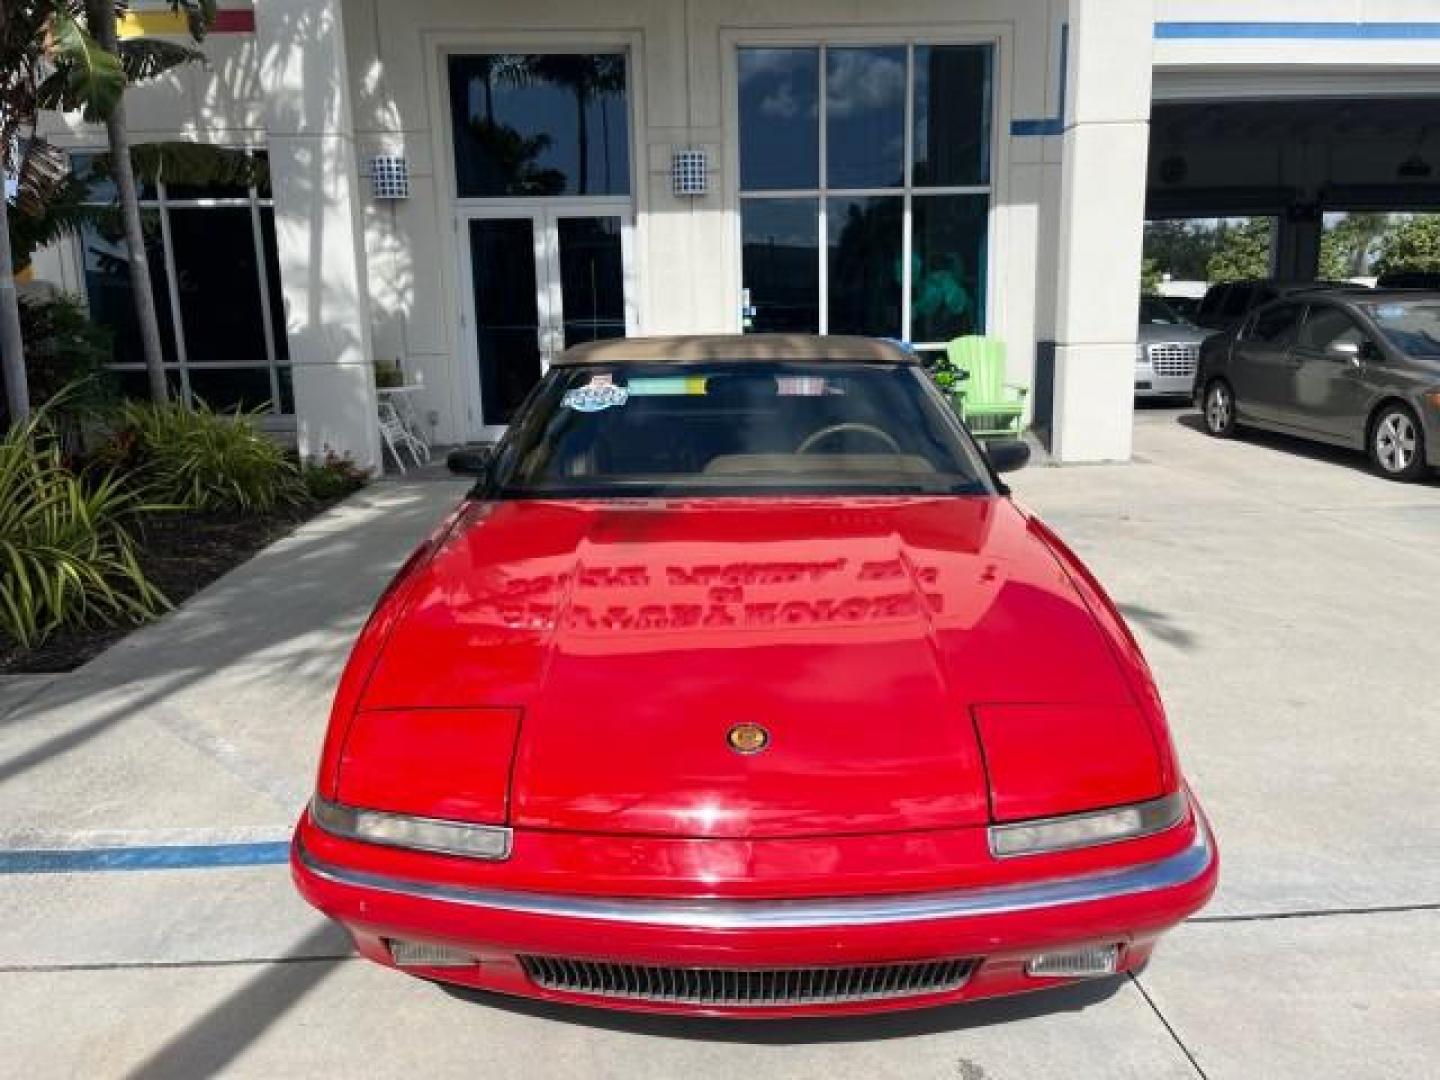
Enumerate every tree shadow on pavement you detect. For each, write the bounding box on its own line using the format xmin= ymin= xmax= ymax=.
xmin=436 ymin=976 xmax=1126 ymax=1044
xmin=123 ymin=925 xmax=350 ymax=1080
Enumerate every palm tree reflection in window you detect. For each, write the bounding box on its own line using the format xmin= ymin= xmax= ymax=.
xmin=451 ymin=54 xmax=630 ymax=198
xmin=526 ymin=55 xmax=626 ymax=195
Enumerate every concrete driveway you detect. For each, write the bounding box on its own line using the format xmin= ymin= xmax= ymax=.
xmin=2 ymin=410 xmax=1436 ymax=1079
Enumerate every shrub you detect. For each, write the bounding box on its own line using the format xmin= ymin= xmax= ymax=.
xmin=115 ymin=400 xmax=305 ymax=513
xmin=373 ymin=360 xmax=404 ymax=389
xmin=928 ymin=351 xmax=965 ymax=394
xmin=20 ymin=294 xmax=117 ymax=412
xmin=0 ymin=418 xmax=166 ymax=649
xmin=302 ymin=452 xmax=370 ymax=503
xmin=11 ymin=295 xmax=118 ymax=452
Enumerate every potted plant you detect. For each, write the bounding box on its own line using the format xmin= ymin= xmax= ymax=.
xmin=373 ymin=360 xmax=404 ymax=389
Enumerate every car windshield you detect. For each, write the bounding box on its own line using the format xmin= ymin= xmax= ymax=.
xmin=1140 ymin=297 xmax=1188 ymax=325
xmin=1362 ymin=299 xmax=1440 ymax=358
xmin=491 ymin=361 xmax=995 ymax=498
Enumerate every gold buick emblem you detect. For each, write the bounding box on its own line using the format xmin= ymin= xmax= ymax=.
xmin=727 ymin=723 xmax=770 ymax=755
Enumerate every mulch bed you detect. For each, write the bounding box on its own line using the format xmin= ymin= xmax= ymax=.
xmin=0 ymin=497 xmax=349 ymax=675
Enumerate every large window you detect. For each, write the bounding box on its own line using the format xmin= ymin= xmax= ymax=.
xmin=739 ymin=43 xmax=992 ymax=345
xmin=75 ymin=150 xmax=290 ymax=414
xmin=448 ymin=53 xmax=631 ymax=198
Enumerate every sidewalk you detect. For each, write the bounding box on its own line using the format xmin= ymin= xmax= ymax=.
xmin=0 ymin=476 xmax=469 ymax=970
xmin=2 ymin=411 xmax=1437 ymax=1078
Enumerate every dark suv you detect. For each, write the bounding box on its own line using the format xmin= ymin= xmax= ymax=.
xmin=1195 ymin=280 xmax=1352 ymax=333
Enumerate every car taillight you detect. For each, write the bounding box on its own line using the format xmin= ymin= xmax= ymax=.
xmin=336 ymin=707 xmax=521 ymax=824
xmin=972 ymin=703 xmax=1166 ymax=822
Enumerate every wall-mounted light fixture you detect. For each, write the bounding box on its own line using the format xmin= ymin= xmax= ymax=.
xmin=370 ymin=155 xmax=411 ymax=199
xmin=671 ymin=149 xmax=708 ymax=196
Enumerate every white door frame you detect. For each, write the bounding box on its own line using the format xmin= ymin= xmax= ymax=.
xmin=456 ymin=201 xmax=636 ymax=440
xmin=546 ymin=202 xmax=641 ymax=349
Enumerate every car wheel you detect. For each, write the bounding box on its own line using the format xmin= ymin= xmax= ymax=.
xmin=1369 ymin=403 xmax=1427 ymax=482
xmin=1202 ymin=380 xmax=1236 ymax=437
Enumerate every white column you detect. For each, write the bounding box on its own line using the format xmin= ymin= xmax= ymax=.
xmin=1050 ymin=0 xmax=1154 ymax=463
xmin=254 ymin=0 xmax=381 ymax=470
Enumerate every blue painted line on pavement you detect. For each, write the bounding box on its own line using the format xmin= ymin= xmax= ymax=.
xmin=0 ymin=841 xmax=291 ymax=874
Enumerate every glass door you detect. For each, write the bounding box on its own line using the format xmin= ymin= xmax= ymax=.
xmin=461 ymin=211 xmax=549 ymax=428
xmin=552 ymin=212 xmax=630 ymax=346
xmin=460 ymin=206 xmax=634 ymax=434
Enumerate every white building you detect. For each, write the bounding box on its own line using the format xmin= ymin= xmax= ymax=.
xmin=30 ymin=1 xmax=1440 ymax=468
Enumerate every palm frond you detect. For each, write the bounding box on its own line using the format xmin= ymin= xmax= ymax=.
xmin=118 ymin=37 xmax=203 ymax=82
xmin=8 ymin=182 xmax=120 ymax=273
xmin=45 ymin=12 xmax=125 ymax=121
xmin=89 ymin=141 xmax=268 ymax=190
xmin=14 ymin=139 xmax=68 ymax=218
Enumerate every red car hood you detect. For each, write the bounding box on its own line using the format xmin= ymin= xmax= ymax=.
xmin=360 ymin=497 xmax=1138 ymax=839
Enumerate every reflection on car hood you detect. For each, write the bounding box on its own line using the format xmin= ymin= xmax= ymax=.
xmin=359 ymin=497 xmax=1138 ymax=838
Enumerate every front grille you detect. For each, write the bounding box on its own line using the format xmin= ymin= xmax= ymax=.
xmin=519 ymin=955 xmax=973 ymax=1007
xmin=1146 ymin=342 xmax=1199 ymax=378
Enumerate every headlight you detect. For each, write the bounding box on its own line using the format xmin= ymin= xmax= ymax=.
xmin=1135 ymin=343 xmax=1147 ymax=362
xmin=988 ymin=792 xmax=1186 ymax=858
xmin=311 ymin=794 xmax=512 ymax=860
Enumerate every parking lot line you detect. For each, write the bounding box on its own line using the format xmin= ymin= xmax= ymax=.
xmin=0 ymin=841 xmax=290 ymax=874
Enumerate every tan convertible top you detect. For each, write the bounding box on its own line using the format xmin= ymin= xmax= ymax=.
xmin=554 ymin=334 xmax=917 ymax=366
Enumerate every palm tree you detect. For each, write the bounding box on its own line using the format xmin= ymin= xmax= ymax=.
xmin=2 ymin=2 xmax=215 ymax=422
xmin=82 ymin=1 xmax=215 ymax=404
xmin=471 ymin=54 xmax=531 ymax=128
xmin=1 ymin=2 xmax=123 ymax=424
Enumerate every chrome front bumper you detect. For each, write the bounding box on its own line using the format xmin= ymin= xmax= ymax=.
xmin=295 ymin=818 xmax=1214 ymax=932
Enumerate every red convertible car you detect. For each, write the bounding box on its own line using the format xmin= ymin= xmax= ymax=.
xmin=292 ymin=335 xmax=1217 ymax=1016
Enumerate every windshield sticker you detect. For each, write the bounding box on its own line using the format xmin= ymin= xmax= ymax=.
xmin=776 ymin=376 xmax=832 ymax=397
xmin=562 ymin=383 xmax=630 ymax=412
xmin=627 ymin=376 xmax=707 ymax=397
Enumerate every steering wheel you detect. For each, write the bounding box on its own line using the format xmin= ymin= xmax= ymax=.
xmin=796 ymin=422 xmax=902 ymax=455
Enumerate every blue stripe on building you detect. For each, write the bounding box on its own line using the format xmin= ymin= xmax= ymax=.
xmin=1156 ymin=22 xmax=1440 ymax=40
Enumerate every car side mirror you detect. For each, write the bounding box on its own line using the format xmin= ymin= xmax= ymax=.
xmin=1326 ymin=340 xmax=1374 ymax=368
xmin=447 ymin=445 xmax=495 ymax=478
xmin=984 ymin=439 xmax=1031 ymax=474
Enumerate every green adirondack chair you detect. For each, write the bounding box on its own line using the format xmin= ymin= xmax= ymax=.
xmin=945 ymin=336 xmax=1027 ymax=437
